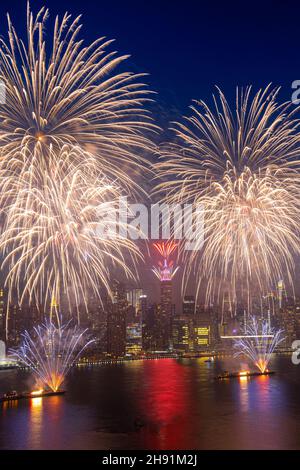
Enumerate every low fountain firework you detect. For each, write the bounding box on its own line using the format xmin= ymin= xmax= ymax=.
xmin=10 ymin=320 xmax=94 ymax=392
xmin=233 ymin=316 xmax=285 ymax=373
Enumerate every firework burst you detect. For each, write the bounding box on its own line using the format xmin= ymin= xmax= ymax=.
xmin=233 ymin=316 xmax=285 ymax=373
xmin=0 ymin=150 xmax=141 ymax=315
xmin=0 ymin=4 xmax=155 ymax=314
xmin=10 ymin=320 xmax=94 ymax=392
xmin=0 ymin=3 xmax=156 ymax=190
xmin=156 ymin=86 xmax=300 ymax=308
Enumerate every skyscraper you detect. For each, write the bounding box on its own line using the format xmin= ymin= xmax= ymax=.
xmin=126 ymin=288 xmax=143 ymax=316
xmin=183 ymin=295 xmax=195 ymax=316
xmin=152 ymin=241 xmax=178 ymax=350
xmin=141 ymin=297 xmax=157 ymax=352
xmin=106 ymin=281 xmax=127 ymax=357
xmin=172 ymin=316 xmax=192 ymax=352
xmin=192 ymin=319 xmax=211 ymax=351
xmin=0 ymin=288 xmax=6 ymax=341
xmin=125 ymin=290 xmax=144 ymax=356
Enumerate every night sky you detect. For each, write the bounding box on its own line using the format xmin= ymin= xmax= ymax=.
xmin=1 ymin=0 xmax=300 ymax=309
xmin=1 ymin=0 xmax=300 ymax=115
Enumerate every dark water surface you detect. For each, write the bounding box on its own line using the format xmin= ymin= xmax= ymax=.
xmin=0 ymin=355 xmax=300 ymax=449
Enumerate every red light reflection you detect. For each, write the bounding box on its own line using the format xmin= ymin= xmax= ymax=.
xmin=137 ymin=359 xmax=191 ymax=449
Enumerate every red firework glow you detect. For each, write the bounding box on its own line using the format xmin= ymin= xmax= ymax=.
xmin=152 ymin=241 xmax=179 ymax=281
xmin=152 ymin=240 xmax=178 ymax=259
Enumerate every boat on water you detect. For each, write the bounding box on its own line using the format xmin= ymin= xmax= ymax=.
xmin=0 ymin=389 xmax=66 ymax=402
xmin=216 ymin=370 xmax=275 ymax=380
xmin=0 ymin=365 xmax=18 ymax=371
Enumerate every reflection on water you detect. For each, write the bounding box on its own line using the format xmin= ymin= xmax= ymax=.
xmin=30 ymin=397 xmax=42 ymax=410
xmin=256 ymin=375 xmax=271 ymax=411
xmin=1 ymin=356 xmax=300 ymax=449
xmin=238 ymin=376 xmax=249 ymax=412
xmin=29 ymin=398 xmax=43 ymax=448
xmin=1 ymin=399 xmax=18 ymax=414
xmin=138 ymin=360 xmax=190 ymax=449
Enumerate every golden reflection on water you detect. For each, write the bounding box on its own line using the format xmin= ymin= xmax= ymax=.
xmin=31 ymin=397 xmax=42 ymax=409
xmin=1 ymin=399 xmax=18 ymax=414
xmin=256 ymin=375 xmax=271 ymax=409
xmin=29 ymin=397 xmax=43 ymax=447
xmin=238 ymin=376 xmax=249 ymax=412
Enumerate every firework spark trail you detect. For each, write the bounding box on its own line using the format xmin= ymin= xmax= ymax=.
xmin=152 ymin=240 xmax=178 ymax=259
xmin=10 ymin=320 xmax=94 ymax=392
xmin=0 ymin=4 xmax=156 ymax=314
xmin=233 ymin=316 xmax=285 ymax=373
xmin=0 ymin=150 xmax=142 ymax=315
xmin=155 ymin=86 xmax=300 ymax=309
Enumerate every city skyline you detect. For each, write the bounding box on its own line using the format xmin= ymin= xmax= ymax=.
xmin=1 ymin=269 xmax=298 ymax=354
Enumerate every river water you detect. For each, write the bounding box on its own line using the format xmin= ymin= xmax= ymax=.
xmin=0 ymin=355 xmax=300 ymax=449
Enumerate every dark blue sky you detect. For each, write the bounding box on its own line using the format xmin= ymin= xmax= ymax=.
xmin=1 ymin=0 xmax=300 ymax=121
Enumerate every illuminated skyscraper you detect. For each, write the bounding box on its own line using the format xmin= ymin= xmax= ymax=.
xmin=277 ymin=280 xmax=287 ymax=309
xmin=172 ymin=316 xmax=192 ymax=352
xmin=141 ymin=297 xmax=157 ymax=351
xmin=106 ymin=281 xmax=127 ymax=357
xmin=183 ymin=295 xmax=195 ymax=316
xmin=126 ymin=322 xmax=142 ymax=356
xmin=125 ymin=290 xmax=144 ymax=356
xmin=192 ymin=320 xmax=211 ymax=351
xmin=152 ymin=240 xmax=179 ymax=283
xmin=0 ymin=288 xmax=5 ymax=341
xmin=7 ymin=304 xmax=22 ymax=346
xmin=152 ymin=241 xmax=178 ymax=350
xmin=126 ymin=288 xmax=143 ymax=316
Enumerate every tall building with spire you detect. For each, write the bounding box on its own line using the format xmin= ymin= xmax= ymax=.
xmin=152 ymin=241 xmax=178 ymax=350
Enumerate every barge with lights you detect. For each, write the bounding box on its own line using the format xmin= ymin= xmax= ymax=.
xmin=0 ymin=389 xmax=66 ymax=402
xmin=216 ymin=370 xmax=275 ymax=380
